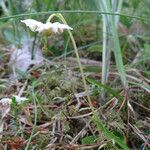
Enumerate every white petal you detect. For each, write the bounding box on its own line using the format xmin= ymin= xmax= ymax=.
xmin=50 ymin=22 xmax=73 ymax=33
xmin=44 ymin=22 xmax=52 ymax=30
xmin=21 ymin=19 xmax=44 ymax=32
xmin=51 ymin=22 xmax=73 ymax=30
xmin=51 ymin=25 xmax=59 ymax=33
xmin=0 ymin=98 xmax=12 ymax=105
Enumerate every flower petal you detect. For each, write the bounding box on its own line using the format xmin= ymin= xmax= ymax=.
xmin=51 ymin=22 xmax=73 ymax=29
xmin=21 ymin=19 xmax=44 ymax=32
xmin=50 ymin=22 xmax=73 ymax=33
xmin=0 ymin=98 xmax=12 ymax=105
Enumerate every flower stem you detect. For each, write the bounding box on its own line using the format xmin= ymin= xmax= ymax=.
xmin=47 ymin=13 xmax=93 ymax=110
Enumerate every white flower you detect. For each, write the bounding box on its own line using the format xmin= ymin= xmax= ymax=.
xmin=0 ymin=96 xmax=28 ymax=105
xmin=12 ymin=95 xmax=28 ymax=104
xmin=21 ymin=19 xmax=44 ymax=32
xmin=0 ymin=98 xmax=12 ymax=105
xmin=45 ymin=22 xmax=73 ymax=33
xmin=21 ymin=19 xmax=73 ymax=34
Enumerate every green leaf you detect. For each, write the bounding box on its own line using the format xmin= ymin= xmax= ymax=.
xmin=84 ymin=66 xmax=101 ymax=73
xmin=109 ymin=15 xmax=127 ymax=88
xmin=87 ymin=45 xmax=102 ymax=52
xmin=143 ymin=71 xmax=150 ymax=78
xmin=81 ymin=135 xmax=98 ymax=145
xmin=129 ymin=82 xmax=150 ymax=93
xmin=87 ymin=78 xmax=123 ymax=101
xmin=11 ymin=97 xmax=18 ymax=105
xmin=93 ymin=115 xmax=129 ymax=150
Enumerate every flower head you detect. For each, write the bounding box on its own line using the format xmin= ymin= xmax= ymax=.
xmin=21 ymin=19 xmax=73 ymax=34
xmin=0 ymin=96 xmax=28 ymax=106
xmin=0 ymin=98 xmax=12 ymax=105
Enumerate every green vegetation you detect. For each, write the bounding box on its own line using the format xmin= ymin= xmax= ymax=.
xmin=0 ymin=0 xmax=149 ymax=149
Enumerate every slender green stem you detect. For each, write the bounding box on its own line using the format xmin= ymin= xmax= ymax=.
xmin=46 ymin=13 xmax=93 ymax=110
xmin=46 ymin=14 xmax=57 ymax=22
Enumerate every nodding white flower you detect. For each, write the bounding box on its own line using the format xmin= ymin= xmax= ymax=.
xmin=0 ymin=98 xmax=12 ymax=105
xmin=21 ymin=19 xmax=73 ymax=34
